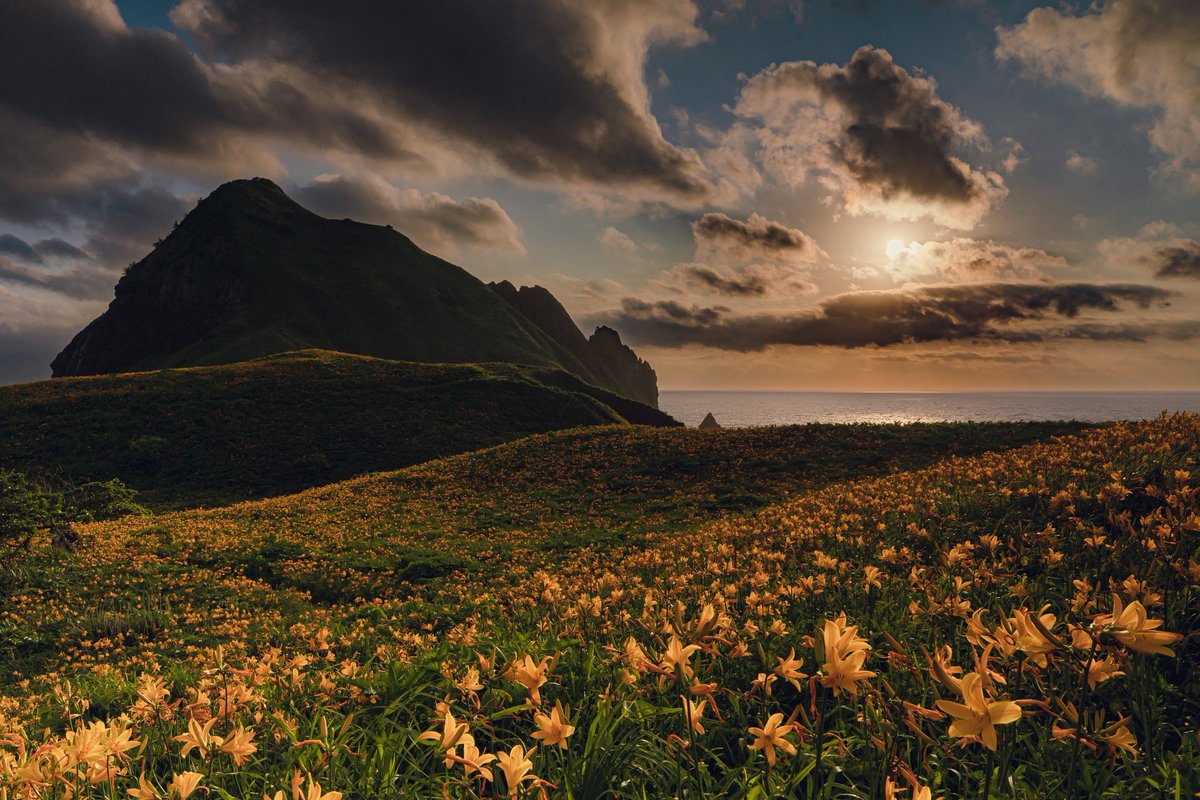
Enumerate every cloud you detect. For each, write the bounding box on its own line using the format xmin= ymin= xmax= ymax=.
xmin=883 ymin=238 xmax=1068 ymax=283
xmin=1142 ymin=242 xmax=1200 ymax=280
xmin=67 ymin=183 xmax=194 ymax=266
xmin=593 ymin=282 xmax=1172 ymax=351
xmin=644 ymin=212 xmax=824 ymax=299
xmin=655 ymin=261 xmax=821 ymax=298
xmin=700 ymin=146 xmax=765 ymax=203
xmin=0 ymin=1 xmax=430 ymax=207
xmin=1065 ymin=150 xmax=1098 ymax=174
xmin=0 ymin=0 xmax=716 ymax=227
xmin=1099 ymin=224 xmax=1200 ymax=281
xmin=0 ymin=179 xmax=192 ymax=302
xmin=170 ymin=0 xmax=714 ymax=200
xmin=598 ymin=226 xmax=642 ymax=254
xmin=1001 ymin=138 xmax=1028 ymax=173
xmin=996 ymin=0 xmax=1200 ymax=188
xmin=0 ymin=108 xmax=141 ymax=225
xmin=295 ymin=174 xmax=525 ymax=256
xmin=731 ymin=46 xmax=1007 ymax=228
xmin=678 ymin=263 xmax=770 ymax=296
xmin=0 ymin=255 xmax=118 ymax=300
xmin=692 ymin=212 xmax=822 ymax=264
xmin=1059 ymin=319 xmax=1200 ymax=343
xmin=33 ymin=238 xmax=90 ymax=261
xmin=0 ymin=4 xmax=223 ymax=160
xmin=0 ymin=234 xmax=40 ymax=263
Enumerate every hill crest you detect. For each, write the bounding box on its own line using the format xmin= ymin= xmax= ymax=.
xmin=7 ymin=349 xmax=678 ymax=509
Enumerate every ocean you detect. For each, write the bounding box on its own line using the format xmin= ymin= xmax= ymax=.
xmin=659 ymin=390 xmax=1200 ymax=428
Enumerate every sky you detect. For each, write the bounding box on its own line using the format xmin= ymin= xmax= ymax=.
xmin=1 ymin=0 xmax=1198 ymax=390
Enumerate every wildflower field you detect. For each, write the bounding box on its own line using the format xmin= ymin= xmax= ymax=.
xmin=1 ymin=417 xmax=1197 ymax=799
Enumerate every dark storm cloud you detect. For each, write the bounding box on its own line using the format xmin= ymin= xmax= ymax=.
xmin=1142 ymin=241 xmax=1200 ymax=279
xmin=596 ymin=283 xmax=1172 ymax=351
xmin=294 ymin=175 xmax=524 ymax=254
xmin=0 ymin=3 xmax=223 ymax=155
xmin=0 ymin=1 xmax=419 ymax=160
xmin=681 ymin=264 xmax=770 ymax=296
xmin=0 ymin=0 xmax=711 ymax=229
xmin=0 ymin=108 xmax=136 ymax=224
xmin=170 ymin=0 xmax=712 ymax=198
xmin=0 ymin=0 xmax=432 ymax=224
xmin=735 ymin=46 xmax=1004 ymax=227
xmin=662 ymin=212 xmax=821 ymax=298
xmin=798 ymin=47 xmax=976 ymax=201
xmin=692 ymin=212 xmax=817 ymax=261
xmin=0 ymin=235 xmax=40 ymax=263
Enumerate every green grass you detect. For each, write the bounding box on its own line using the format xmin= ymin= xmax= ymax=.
xmin=0 ymin=349 xmax=675 ymax=509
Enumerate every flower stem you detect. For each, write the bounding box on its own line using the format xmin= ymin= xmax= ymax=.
xmin=810 ymin=690 xmax=824 ymax=800
xmin=980 ymin=745 xmax=995 ymax=800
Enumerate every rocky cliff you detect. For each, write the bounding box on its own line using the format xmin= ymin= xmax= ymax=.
xmin=489 ymin=281 xmax=658 ymax=407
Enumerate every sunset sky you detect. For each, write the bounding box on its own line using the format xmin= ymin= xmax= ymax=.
xmin=1 ymin=0 xmax=1198 ymax=389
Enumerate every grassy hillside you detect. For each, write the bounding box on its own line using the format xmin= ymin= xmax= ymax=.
xmin=3 ymin=417 xmax=1195 ymax=798
xmin=0 ymin=419 xmax=1086 ymax=693
xmin=0 ymin=349 xmax=676 ymax=509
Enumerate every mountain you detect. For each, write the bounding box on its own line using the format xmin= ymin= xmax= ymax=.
xmin=489 ymin=280 xmax=658 ymax=406
xmin=51 ymin=178 xmax=659 ymax=405
xmin=3 ymin=350 xmax=677 ymax=509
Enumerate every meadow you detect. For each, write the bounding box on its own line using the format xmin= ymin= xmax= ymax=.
xmin=1 ymin=417 xmax=1196 ymax=799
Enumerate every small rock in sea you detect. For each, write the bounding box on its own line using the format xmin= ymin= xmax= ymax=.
xmin=699 ymin=412 xmax=722 ymax=430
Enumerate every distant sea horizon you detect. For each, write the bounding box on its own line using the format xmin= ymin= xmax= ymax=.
xmin=659 ymin=390 xmax=1200 ymax=428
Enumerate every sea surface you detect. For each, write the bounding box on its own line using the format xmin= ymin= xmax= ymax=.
xmin=659 ymin=390 xmax=1200 ymax=428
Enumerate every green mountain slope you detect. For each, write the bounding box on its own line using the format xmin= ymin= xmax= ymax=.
xmin=2 ymin=349 xmax=677 ymax=509
xmin=50 ymin=178 xmax=657 ymax=405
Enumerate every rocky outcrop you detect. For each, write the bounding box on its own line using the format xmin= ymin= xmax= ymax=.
xmin=699 ymin=412 xmax=722 ymax=430
xmin=490 ymin=281 xmax=659 ymax=407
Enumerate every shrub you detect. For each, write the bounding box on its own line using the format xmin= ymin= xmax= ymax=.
xmin=1 ymin=471 xmax=148 ymax=550
xmin=63 ymin=479 xmax=149 ymax=522
xmin=0 ymin=469 xmax=62 ymax=549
